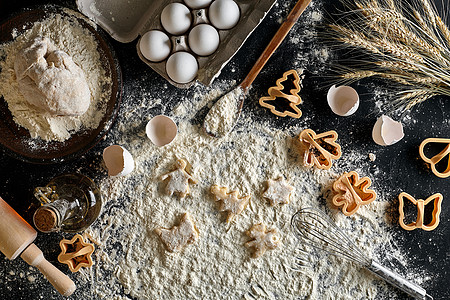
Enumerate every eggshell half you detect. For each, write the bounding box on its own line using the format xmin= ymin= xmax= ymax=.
xmin=103 ymin=145 xmax=135 ymax=177
xmin=327 ymin=85 xmax=359 ymax=116
xmin=372 ymin=115 xmax=404 ymax=146
xmin=146 ymin=115 xmax=178 ymax=146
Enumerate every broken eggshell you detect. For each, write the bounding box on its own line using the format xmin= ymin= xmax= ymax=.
xmin=327 ymin=85 xmax=359 ymax=116
xmin=372 ymin=115 xmax=404 ymax=146
xmin=103 ymin=145 xmax=135 ymax=177
xmin=146 ymin=115 xmax=178 ymax=147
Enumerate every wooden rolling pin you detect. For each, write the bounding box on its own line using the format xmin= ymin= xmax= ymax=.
xmin=0 ymin=197 xmax=76 ymax=296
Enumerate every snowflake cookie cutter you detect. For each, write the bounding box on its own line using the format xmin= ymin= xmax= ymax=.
xmin=245 ymin=223 xmax=281 ymax=258
xmin=332 ymin=171 xmax=376 ymax=216
xmin=398 ymin=192 xmax=443 ymax=231
xmin=155 ymin=212 xmax=199 ymax=252
xmin=419 ymin=138 xmax=450 ymax=178
xmin=58 ymin=234 xmax=95 ymax=272
xmin=210 ymin=185 xmax=250 ymax=224
xmin=259 ymin=69 xmax=304 ymax=118
xmin=299 ymin=129 xmax=342 ymax=170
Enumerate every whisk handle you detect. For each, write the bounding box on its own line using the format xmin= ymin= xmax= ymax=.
xmin=368 ymin=261 xmax=432 ymax=299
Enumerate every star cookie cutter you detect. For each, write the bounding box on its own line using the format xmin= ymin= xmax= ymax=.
xmin=155 ymin=212 xmax=199 ymax=252
xmin=398 ymin=192 xmax=443 ymax=231
xmin=245 ymin=223 xmax=281 ymax=258
xmin=419 ymin=138 xmax=450 ymax=178
xmin=58 ymin=234 xmax=95 ymax=272
xmin=332 ymin=171 xmax=377 ymax=216
xmin=299 ymin=129 xmax=342 ymax=170
xmin=259 ymin=69 xmax=304 ymax=118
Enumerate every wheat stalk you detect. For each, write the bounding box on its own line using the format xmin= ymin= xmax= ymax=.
xmin=330 ymin=0 xmax=450 ymax=110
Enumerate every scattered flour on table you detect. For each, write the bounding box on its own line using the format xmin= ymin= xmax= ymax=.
xmin=0 ymin=13 xmax=111 ymax=142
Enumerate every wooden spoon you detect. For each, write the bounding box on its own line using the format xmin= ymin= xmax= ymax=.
xmin=203 ymin=0 xmax=312 ymax=138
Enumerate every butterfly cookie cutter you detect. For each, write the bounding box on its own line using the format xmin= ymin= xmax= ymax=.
xmin=419 ymin=138 xmax=450 ymax=178
xmin=299 ymin=129 xmax=342 ymax=170
xmin=398 ymin=192 xmax=443 ymax=231
xmin=259 ymin=69 xmax=304 ymax=118
xmin=58 ymin=234 xmax=95 ymax=272
xmin=332 ymin=171 xmax=377 ymax=216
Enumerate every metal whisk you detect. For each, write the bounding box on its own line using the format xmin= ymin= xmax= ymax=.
xmin=291 ymin=207 xmax=433 ymax=300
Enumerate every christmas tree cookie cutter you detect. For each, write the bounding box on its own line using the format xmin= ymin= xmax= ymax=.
xmin=299 ymin=129 xmax=342 ymax=170
xmin=419 ymin=138 xmax=450 ymax=178
xmin=332 ymin=171 xmax=376 ymax=216
xmin=398 ymin=192 xmax=443 ymax=231
xmin=259 ymin=69 xmax=304 ymax=118
xmin=58 ymin=234 xmax=95 ymax=272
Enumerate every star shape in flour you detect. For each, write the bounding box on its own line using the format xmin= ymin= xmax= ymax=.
xmin=245 ymin=223 xmax=281 ymax=258
xmin=155 ymin=212 xmax=199 ymax=253
xmin=262 ymin=177 xmax=294 ymax=206
xmin=211 ymin=185 xmax=250 ymax=223
xmin=160 ymin=159 xmax=198 ymax=198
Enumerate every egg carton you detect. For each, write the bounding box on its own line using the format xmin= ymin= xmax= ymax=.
xmin=76 ymin=0 xmax=277 ymax=88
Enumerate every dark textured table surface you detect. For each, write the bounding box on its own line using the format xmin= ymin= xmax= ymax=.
xmin=0 ymin=0 xmax=449 ymax=299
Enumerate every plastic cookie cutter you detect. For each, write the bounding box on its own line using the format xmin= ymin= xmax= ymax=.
xmin=398 ymin=192 xmax=443 ymax=231
xmin=259 ymin=69 xmax=304 ymax=118
xmin=419 ymin=138 xmax=450 ymax=178
xmin=299 ymin=129 xmax=342 ymax=170
xmin=58 ymin=234 xmax=95 ymax=272
xmin=332 ymin=171 xmax=377 ymax=216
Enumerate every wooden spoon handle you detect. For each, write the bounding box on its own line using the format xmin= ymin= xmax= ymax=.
xmin=240 ymin=0 xmax=312 ymax=91
xmin=20 ymin=243 xmax=76 ymax=296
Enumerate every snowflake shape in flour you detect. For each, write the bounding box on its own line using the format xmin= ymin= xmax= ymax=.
xmin=262 ymin=176 xmax=294 ymax=206
xmin=160 ymin=159 xmax=198 ymax=198
xmin=211 ymin=185 xmax=250 ymax=223
xmin=155 ymin=212 xmax=199 ymax=252
xmin=245 ymin=223 xmax=281 ymax=258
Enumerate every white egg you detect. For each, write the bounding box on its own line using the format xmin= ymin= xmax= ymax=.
xmin=372 ymin=115 xmax=404 ymax=146
xmin=188 ymin=24 xmax=220 ymax=56
xmin=139 ymin=30 xmax=171 ymax=62
xmin=327 ymin=85 xmax=359 ymax=116
xmin=146 ymin=115 xmax=178 ymax=147
xmin=103 ymin=145 xmax=135 ymax=177
xmin=209 ymin=0 xmax=240 ymax=30
xmin=166 ymin=52 xmax=198 ymax=84
xmin=184 ymin=0 xmax=212 ymax=9
xmin=161 ymin=3 xmax=192 ymax=35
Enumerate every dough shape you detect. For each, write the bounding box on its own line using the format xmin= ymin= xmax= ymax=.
xmin=211 ymin=185 xmax=250 ymax=223
xmin=160 ymin=159 xmax=198 ymax=198
xmin=14 ymin=36 xmax=91 ymax=116
xmin=245 ymin=223 xmax=281 ymax=258
xmin=262 ymin=176 xmax=294 ymax=206
xmin=155 ymin=212 xmax=199 ymax=252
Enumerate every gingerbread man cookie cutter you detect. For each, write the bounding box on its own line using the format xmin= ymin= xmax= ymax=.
xmin=398 ymin=192 xmax=443 ymax=231
xmin=419 ymin=138 xmax=450 ymax=178
xmin=299 ymin=129 xmax=342 ymax=170
xmin=259 ymin=69 xmax=304 ymax=118
xmin=58 ymin=234 xmax=95 ymax=272
xmin=332 ymin=171 xmax=377 ymax=216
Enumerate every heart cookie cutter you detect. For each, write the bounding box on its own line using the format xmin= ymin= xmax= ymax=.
xmin=259 ymin=69 xmax=304 ymax=118
xmin=299 ymin=129 xmax=342 ymax=170
xmin=332 ymin=171 xmax=377 ymax=216
xmin=419 ymin=138 xmax=450 ymax=178
xmin=398 ymin=192 xmax=443 ymax=231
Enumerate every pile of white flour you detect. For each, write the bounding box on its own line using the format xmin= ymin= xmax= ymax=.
xmin=0 ymin=12 xmax=111 ymax=142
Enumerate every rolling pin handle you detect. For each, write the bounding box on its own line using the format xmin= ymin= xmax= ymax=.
xmin=20 ymin=243 xmax=76 ymax=297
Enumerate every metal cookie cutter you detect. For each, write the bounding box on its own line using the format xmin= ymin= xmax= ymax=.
xmin=259 ymin=69 xmax=304 ymax=118
xmin=332 ymin=171 xmax=377 ymax=216
xmin=299 ymin=129 xmax=342 ymax=170
xmin=419 ymin=137 xmax=450 ymax=178
xmin=58 ymin=234 xmax=95 ymax=272
xmin=398 ymin=192 xmax=443 ymax=231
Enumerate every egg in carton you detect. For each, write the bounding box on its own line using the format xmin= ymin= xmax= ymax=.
xmin=77 ymin=0 xmax=277 ymax=88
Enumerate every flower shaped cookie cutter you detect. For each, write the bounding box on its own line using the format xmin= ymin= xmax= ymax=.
xmin=419 ymin=138 xmax=450 ymax=178
xmin=332 ymin=171 xmax=377 ymax=216
xmin=398 ymin=192 xmax=443 ymax=231
xmin=259 ymin=69 xmax=304 ymax=118
xmin=299 ymin=129 xmax=342 ymax=170
xmin=58 ymin=234 xmax=95 ymax=272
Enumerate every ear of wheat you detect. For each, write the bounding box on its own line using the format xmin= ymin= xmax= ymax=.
xmin=329 ymin=0 xmax=450 ymax=111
